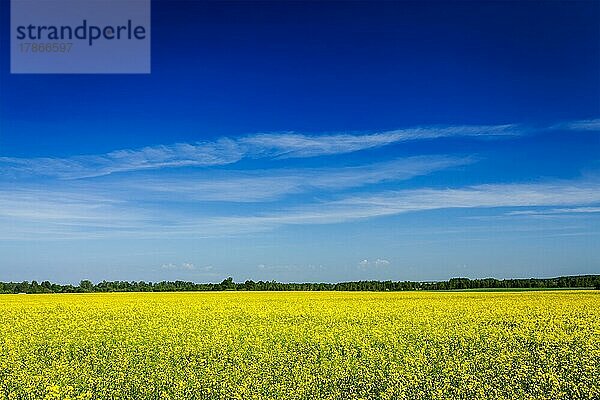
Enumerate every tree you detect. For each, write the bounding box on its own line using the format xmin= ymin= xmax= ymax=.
xmin=220 ymin=277 xmax=235 ymax=290
xmin=79 ymin=280 xmax=93 ymax=292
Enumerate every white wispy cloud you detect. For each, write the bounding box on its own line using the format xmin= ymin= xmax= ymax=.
xmin=0 ymin=123 xmax=518 ymax=179
xmin=358 ymin=258 xmax=390 ymax=268
xmin=1 ymin=118 xmax=595 ymax=181
xmin=0 ymin=117 xmax=597 ymax=240
xmin=307 ymin=180 xmax=600 ymax=221
xmin=0 ymin=139 xmax=244 ymax=180
xmin=551 ymin=118 xmax=600 ymax=132
xmin=161 ymin=262 xmax=198 ymax=271
xmin=0 ymin=189 xmax=133 ymax=222
xmin=0 ymin=155 xmax=468 ymax=238
xmin=256 ymin=263 xmax=324 ymax=273
xmin=195 ymin=179 xmax=600 ymax=230
xmin=238 ymin=124 xmax=520 ymax=159
xmin=505 ymin=207 xmax=600 ymax=216
xmin=118 ymin=155 xmax=473 ymax=202
xmin=4 ymin=177 xmax=597 ymax=240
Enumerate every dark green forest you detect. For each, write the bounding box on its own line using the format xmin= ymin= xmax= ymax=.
xmin=0 ymin=275 xmax=598 ymax=294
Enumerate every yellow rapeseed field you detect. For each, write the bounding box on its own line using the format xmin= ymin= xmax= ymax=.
xmin=0 ymin=291 xmax=598 ymax=400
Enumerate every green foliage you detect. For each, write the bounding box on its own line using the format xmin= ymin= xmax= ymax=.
xmin=0 ymin=275 xmax=598 ymax=294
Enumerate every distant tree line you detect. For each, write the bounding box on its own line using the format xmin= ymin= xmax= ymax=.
xmin=0 ymin=275 xmax=598 ymax=294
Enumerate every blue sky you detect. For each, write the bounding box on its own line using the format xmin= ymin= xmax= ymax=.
xmin=0 ymin=1 xmax=599 ymax=283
